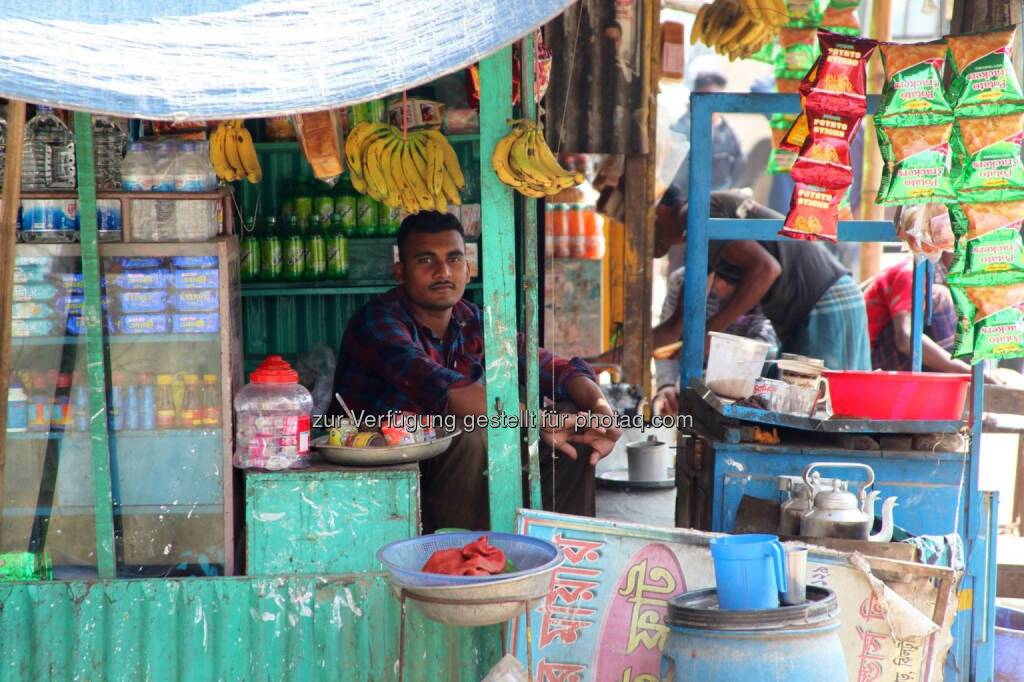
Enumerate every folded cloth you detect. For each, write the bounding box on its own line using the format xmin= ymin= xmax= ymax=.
xmin=422 ymin=536 xmax=508 ymax=576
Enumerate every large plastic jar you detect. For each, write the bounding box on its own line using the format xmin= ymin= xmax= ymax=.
xmin=233 ymin=355 xmax=314 ymax=470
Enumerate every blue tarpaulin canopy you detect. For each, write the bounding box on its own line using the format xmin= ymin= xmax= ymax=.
xmin=0 ymin=0 xmax=576 ymax=120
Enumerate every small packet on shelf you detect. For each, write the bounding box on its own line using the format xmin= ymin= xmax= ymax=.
xmin=801 ymin=31 xmax=878 ymax=117
xmin=947 ymin=28 xmax=1024 ymax=118
xmin=952 ymin=281 xmax=1024 ymax=361
xmin=780 ymin=183 xmax=846 ymax=242
xmin=954 ymin=113 xmax=1024 ymax=201
xmin=791 ymin=110 xmax=861 ymax=189
xmin=875 ymin=41 xmax=953 ymax=127
xmin=875 ymin=123 xmax=956 ymax=205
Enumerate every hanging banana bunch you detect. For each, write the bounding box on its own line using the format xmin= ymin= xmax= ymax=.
xmin=691 ymin=0 xmax=788 ymax=61
xmin=344 ymin=122 xmax=465 ymax=214
xmin=209 ymin=120 xmax=262 ymax=184
xmin=491 ymin=119 xmax=583 ymax=198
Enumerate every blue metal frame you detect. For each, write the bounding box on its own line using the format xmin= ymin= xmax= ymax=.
xmin=681 ymin=92 xmax=996 ymax=680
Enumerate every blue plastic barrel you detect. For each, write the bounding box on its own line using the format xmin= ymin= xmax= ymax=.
xmin=996 ymin=605 xmax=1024 ymax=681
xmin=661 ymin=586 xmax=846 ymax=681
xmin=709 ymin=533 xmax=787 ymax=610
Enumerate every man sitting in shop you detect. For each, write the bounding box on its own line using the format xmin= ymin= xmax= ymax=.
xmin=331 ymin=211 xmax=622 ymax=532
xmin=655 ymin=186 xmax=871 ymax=371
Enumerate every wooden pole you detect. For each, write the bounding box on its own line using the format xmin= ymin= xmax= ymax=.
xmin=857 ymin=0 xmax=891 ymax=281
xmin=0 ymin=99 xmax=27 ymax=546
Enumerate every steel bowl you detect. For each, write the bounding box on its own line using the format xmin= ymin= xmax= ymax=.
xmin=312 ymin=430 xmax=460 ymax=466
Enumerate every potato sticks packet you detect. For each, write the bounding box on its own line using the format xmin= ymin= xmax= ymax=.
xmin=776 ymin=29 xmax=820 ymax=80
xmin=821 ymin=6 xmax=861 ymax=37
xmin=791 ymin=111 xmax=861 ymax=188
xmin=801 ymin=31 xmax=878 ymax=117
xmin=951 ymin=282 xmax=1024 ymax=360
xmin=875 ymin=123 xmax=956 ymax=205
xmin=875 ymin=41 xmax=953 ymax=127
xmin=784 ymin=0 xmax=829 ymax=29
xmin=947 ymin=28 xmax=1024 ymax=117
xmin=780 ymin=183 xmax=846 ymax=241
xmin=954 ymin=113 xmax=1024 ymax=201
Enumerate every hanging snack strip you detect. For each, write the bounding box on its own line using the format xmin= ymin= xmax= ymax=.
xmin=780 ymin=30 xmax=876 ymax=241
xmin=945 ymin=28 xmax=1024 ymax=361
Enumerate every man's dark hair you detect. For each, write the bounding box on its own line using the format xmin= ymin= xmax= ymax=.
xmin=395 ymin=211 xmax=465 ymax=260
xmin=694 ymin=71 xmax=727 ymax=91
xmin=659 ymin=184 xmax=687 ymax=210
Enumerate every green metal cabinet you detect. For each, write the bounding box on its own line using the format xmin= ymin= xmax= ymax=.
xmin=245 ymin=464 xmax=420 ymax=575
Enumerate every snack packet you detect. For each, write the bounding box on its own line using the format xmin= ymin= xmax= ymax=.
xmin=947 ymin=28 xmax=1024 ymax=117
xmin=768 ymin=114 xmax=799 ymax=174
xmin=780 ymin=183 xmax=846 ymax=241
xmin=951 ymin=281 xmax=1024 ymax=360
xmin=776 ymin=29 xmax=820 ymax=80
xmin=821 ymin=6 xmax=861 ymax=37
xmin=874 ymin=41 xmax=953 ymax=127
xmin=776 ymin=78 xmax=804 ymax=94
xmin=948 ymin=228 xmax=1024 ymax=284
xmin=785 ymin=0 xmax=829 ymax=29
xmin=791 ymin=110 xmax=861 ymax=188
xmin=954 ymin=112 xmax=1024 ymax=201
xmin=801 ymin=31 xmax=878 ymax=117
xmin=875 ymin=123 xmax=957 ymax=205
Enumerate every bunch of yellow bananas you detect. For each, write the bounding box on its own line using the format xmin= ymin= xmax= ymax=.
xmin=209 ymin=120 xmax=262 ymax=184
xmin=344 ymin=122 xmax=465 ymax=214
xmin=690 ymin=0 xmax=788 ymax=61
xmin=491 ymin=119 xmax=584 ymax=198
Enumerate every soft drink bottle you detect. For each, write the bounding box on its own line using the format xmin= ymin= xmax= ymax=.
xmin=283 ymin=214 xmax=305 ymax=281
xmin=240 ymin=218 xmax=261 ymax=282
xmin=201 ymin=374 xmax=221 ymax=426
xmin=326 ymin=213 xmax=349 ymax=280
xmin=125 ymin=377 xmax=140 ymax=431
xmin=179 ymin=374 xmax=202 ymax=428
xmin=259 ymin=216 xmax=283 ymax=281
xmin=139 ymin=372 xmax=156 ymax=430
xmin=155 ymin=374 xmax=177 ymax=429
xmin=304 ymin=214 xmax=327 ymax=280
xmin=355 ymin=196 xmax=376 ymax=237
xmin=334 ymin=178 xmax=358 ymax=237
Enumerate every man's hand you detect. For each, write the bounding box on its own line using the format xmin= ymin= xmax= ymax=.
xmin=652 ymin=385 xmax=680 ymax=416
xmin=540 ymin=410 xmax=622 ymax=466
xmin=585 ymin=346 xmax=622 ymax=366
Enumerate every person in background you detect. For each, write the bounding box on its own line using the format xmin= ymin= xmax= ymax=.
xmin=670 ymin=70 xmax=746 ymax=194
xmin=655 ymin=187 xmax=871 ymax=371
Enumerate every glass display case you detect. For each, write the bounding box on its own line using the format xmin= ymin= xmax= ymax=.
xmin=5 ymin=237 xmax=241 ymax=578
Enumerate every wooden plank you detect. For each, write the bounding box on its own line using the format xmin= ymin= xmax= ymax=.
xmin=785 ymin=536 xmax=919 ymax=563
xmin=0 ymin=99 xmax=26 ymax=545
xmin=73 ymin=111 xmax=117 ymax=578
xmin=479 ymin=46 xmax=523 ymax=532
xmin=983 ymin=385 xmax=1024 ymax=415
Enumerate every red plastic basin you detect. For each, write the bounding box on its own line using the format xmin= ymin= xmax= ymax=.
xmin=822 ymin=371 xmax=971 ymax=421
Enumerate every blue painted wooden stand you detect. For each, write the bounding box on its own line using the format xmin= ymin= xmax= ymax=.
xmin=679 ymin=92 xmax=997 ymax=681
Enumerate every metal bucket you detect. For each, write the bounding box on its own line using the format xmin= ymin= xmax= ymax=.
xmin=996 ymin=605 xmax=1024 ymax=681
xmin=661 ymin=586 xmax=846 ymax=681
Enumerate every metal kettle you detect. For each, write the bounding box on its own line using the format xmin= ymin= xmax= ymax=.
xmin=777 ymin=472 xmax=843 ymax=536
xmin=799 ymin=462 xmax=897 ymax=542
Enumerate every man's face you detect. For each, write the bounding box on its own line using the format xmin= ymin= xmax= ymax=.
xmin=654 ymin=204 xmax=686 ymax=258
xmin=395 ymin=229 xmax=469 ymax=311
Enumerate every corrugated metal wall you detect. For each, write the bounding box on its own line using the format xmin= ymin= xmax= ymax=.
xmin=543 ymin=0 xmax=651 ymax=155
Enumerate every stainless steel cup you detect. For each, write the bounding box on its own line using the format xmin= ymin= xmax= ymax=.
xmin=780 ymin=545 xmax=809 ymax=605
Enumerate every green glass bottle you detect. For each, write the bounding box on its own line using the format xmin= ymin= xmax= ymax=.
xmin=326 ymin=213 xmax=349 ymax=280
xmin=283 ymin=214 xmax=305 ymax=281
xmin=258 ymin=216 xmax=283 ymax=281
xmin=239 ymin=217 xmax=261 ymax=282
xmin=304 ymin=214 xmax=327 ymax=280
xmin=356 ymin=195 xmax=377 ymax=237
xmin=335 ymin=176 xmax=358 ymax=237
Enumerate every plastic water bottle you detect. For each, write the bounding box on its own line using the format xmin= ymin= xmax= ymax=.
xmin=93 ymin=116 xmax=126 ymax=189
xmin=173 ymin=142 xmax=218 ymax=241
xmin=22 ymin=106 xmax=75 ymax=190
xmin=122 ymin=142 xmax=158 ymax=240
xmin=153 ymin=143 xmax=176 ymax=240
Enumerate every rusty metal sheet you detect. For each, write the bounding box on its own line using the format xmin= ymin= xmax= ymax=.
xmin=543 ymin=0 xmax=651 ymax=155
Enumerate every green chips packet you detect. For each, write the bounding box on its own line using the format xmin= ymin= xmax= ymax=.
xmin=951 ymin=281 xmax=1024 ymax=361
xmin=947 ymin=29 xmax=1024 ymax=117
xmin=784 ymin=0 xmax=829 ymax=29
xmin=775 ymin=29 xmax=820 ymax=81
xmin=948 ymin=228 xmax=1024 ymax=284
xmin=875 ymin=41 xmax=953 ymax=127
xmin=875 ymin=123 xmax=957 ymax=205
xmin=954 ymin=113 xmax=1024 ymax=201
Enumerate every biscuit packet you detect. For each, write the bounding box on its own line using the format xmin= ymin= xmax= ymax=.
xmin=874 ymin=41 xmax=953 ymax=127
xmin=776 ymin=29 xmax=820 ymax=80
xmin=791 ymin=110 xmax=861 ymax=188
xmin=951 ymin=281 xmax=1024 ymax=361
xmin=947 ymin=28 xmax=1024 ymax=117
xmin=801 ymin=31 xmax=878 ymax=117
xmin=954 ymin=113 xmax=1024 ymax=201
xmin=875 ymin=123 xmax=957 ymax=205
xmin=780 ymin=182 xmax=846 ymax=241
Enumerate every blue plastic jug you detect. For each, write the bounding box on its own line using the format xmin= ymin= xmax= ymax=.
xmin=710 ymin=534 xmax=787 ymax=610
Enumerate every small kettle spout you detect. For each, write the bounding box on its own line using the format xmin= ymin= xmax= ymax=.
xmin=869 ymin=497 xmax=899 ymax=542
xmin=861 ymin=490 xmax=880 ymax=516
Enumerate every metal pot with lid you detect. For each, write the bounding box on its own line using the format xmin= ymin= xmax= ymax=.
xmin=799 ymin=462 xmax=897 ymax=542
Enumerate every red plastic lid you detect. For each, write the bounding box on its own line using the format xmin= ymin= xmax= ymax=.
xmin=57 ymin=373 xmax=72 ymax=388
xmin=250 ymin=355 xmax=299 ymax=384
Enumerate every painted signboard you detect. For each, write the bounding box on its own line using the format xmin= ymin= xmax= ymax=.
xmin=512 ymin=510 xmax=958 ymax=682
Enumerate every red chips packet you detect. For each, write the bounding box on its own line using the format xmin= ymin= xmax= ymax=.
xmin=791 ymin=110 xmax=862 ymax=188
xmin=801 ymin=31 xmax=879 ymax=117
xmin=780 ymin=183 xmax=846 ymax=242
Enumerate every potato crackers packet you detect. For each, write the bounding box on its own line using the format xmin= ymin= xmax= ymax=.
xmin=954 ymin=113 xmax=1024 ymax=201
xmin=952 ymin=281 xmax=1024 ymax=360
xmin=875 ymin=123 xmax=957 ymax=205
xmin=875 ymin=41 xmax=953 ymax=127
xmin=947 ymin=28 xmax=1024 ymax=117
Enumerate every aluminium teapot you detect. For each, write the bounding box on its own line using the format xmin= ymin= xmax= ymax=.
xmin=799 ymin=462 xmax=897 ymax=542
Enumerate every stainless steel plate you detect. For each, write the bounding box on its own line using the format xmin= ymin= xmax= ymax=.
xmin=312 ymin=430 xmax=461 ymax=466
